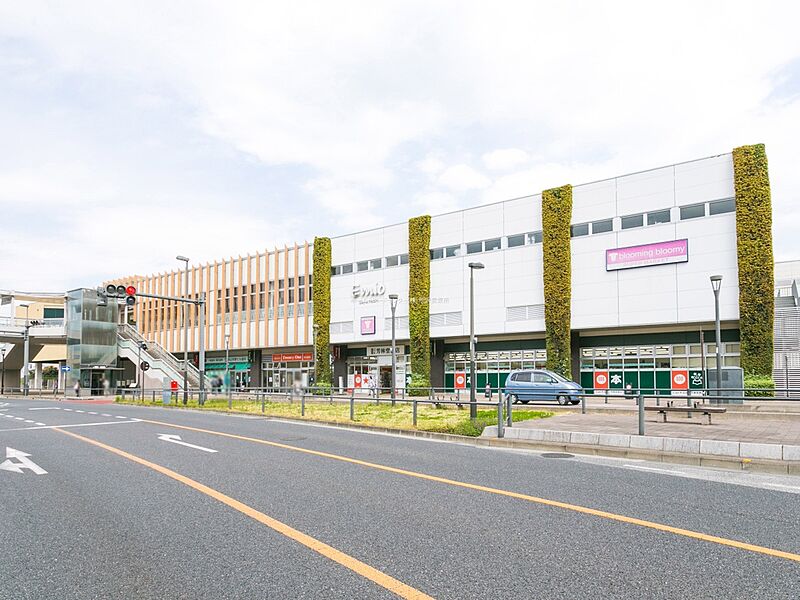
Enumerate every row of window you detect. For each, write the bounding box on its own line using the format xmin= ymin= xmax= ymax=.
xmin=329 ymin=197 xmax=737 ymax=274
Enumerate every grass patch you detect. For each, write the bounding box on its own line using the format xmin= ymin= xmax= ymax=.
xmin=115 ymin=396 xmax=551 ymax=437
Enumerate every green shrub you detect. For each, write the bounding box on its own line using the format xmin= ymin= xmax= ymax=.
xmin=541 ymin=184 xmax=573 ymax=379
xmin=312 ymin=236 xmax=332 ymax=385
xmin=732 ymin=144 xmax=774 ymax=377
xmin=744 ymin=373 xmax=774 ymax=397
xmin=408 ymin=215 xmax=432 ymax=388
xmin=407 ymin=372 xmax=430 ymax=396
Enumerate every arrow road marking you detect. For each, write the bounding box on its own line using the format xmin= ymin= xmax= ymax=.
xmin=0 ymin=447 xmax=48 ymax=475
xmin=157 ymin=434 xmax=217 ymax=453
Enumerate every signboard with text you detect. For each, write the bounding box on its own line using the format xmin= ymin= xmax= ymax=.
xmin=593 ymin=371 xmax=609 ymax=390
xmin=606 ymin=239 xmax=688 ymax=271
xmin=271 ymin=352 xmax=313 ymax=362
xmin=454 ymin=372 xmax=466 ymax=389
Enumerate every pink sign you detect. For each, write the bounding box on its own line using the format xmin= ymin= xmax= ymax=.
xmin=606 ymin=239 xmax=688 ymax=271
xmin=360 ymin=315 xmax=376 ymax=335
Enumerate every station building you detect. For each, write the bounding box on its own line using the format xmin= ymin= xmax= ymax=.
xmin=114 ymin=145 xmax=776 ymax=395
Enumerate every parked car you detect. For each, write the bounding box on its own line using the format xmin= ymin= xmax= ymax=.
xmin=503 ymin=369 xmax=582 ymax=405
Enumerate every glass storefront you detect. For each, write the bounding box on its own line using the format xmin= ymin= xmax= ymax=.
xmin=444 ymin=349 xmax=547 ymax=390
xmin=263 ymin=360 xmax=313 ymax=390
xmin=346 ymin=347 xmax=408 ymax=390
xmin=579 ymin=342 xmax=741 ymax=395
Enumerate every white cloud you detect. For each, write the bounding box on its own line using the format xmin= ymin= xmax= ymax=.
xmin=437 ymin=164 xmax=491 ymax=192
xmin=1 ymin=1 xmax=800 ymax=290
xmin=482 ymin=148 xmax=531 ymax=171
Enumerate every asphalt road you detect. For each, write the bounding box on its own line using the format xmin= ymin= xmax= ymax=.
xmin=1 ymin=397 xmax=799 ymax=599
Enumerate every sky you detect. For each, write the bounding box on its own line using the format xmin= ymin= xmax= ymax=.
xmin=1 ymin=1 xmax=799 ymax=292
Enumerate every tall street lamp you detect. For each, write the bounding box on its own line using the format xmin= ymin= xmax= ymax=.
xmin=20 ymin=302 xmax=31 ymax=396
xmin=710 ymin=275 xmax=723 ymax=403
xmin=225 ymin=332 xmax=231 ymax=409
xmin=177 ymin=255 xmax=190 ymax=406
xmin=1 ymin=347 xmax=6 ymax=395
xmin=389 ymin=294 xmax=399 ymax=406
xmin=468 ymin=262 xmax=484 ymax=419
xmin=312 ymin=323 xmax=319 ymax=386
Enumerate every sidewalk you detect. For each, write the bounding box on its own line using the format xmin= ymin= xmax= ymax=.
xmin=513 ymin=412 xmax=800 ymax=445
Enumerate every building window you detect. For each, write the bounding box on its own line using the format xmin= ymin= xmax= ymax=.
xmin=621 ymin=214 xmax=644 ymax=229
xmin=485 ymin=238 xmax=501 ymax=251
xmin=591 ymin=219 xmax=613 ymax=234
xmin=369 ymin=258 xmax=382 ymax=270
xmin=342 ymin=263 xmax=353 ymax=274
xmin=445 ymin=245 xmax=460 ymax=258
xmin=647 ymin=209 xmax=671 ymax=225
xmin=356 ymin=261 xmax=369 ymax=272
xmin=507 ymin=234 xmax=525 ymax=248
xmin=386 ymin=255 xmax=399 ymax=267
xmin=570 ymin=223 xmax=589 ymax=237
xmin=528 ymin=231 xmax=542 ymax=244
xmin=466 ymin=241 xmax=482 ymax=254
xmin=430 ymin=248 xmax=444 ymax=260
xmin=400 ymin=253 xmax=409 ymax=264
xmin=709 ymin=198 xmax=735 ymax=215
xmin=680 ymin=203 xmax=705 ymax=220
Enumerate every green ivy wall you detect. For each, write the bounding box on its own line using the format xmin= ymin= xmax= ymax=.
xmin=732 ymin=144 xmax=774 ymax=377
xmin=312 ymin=236 xmax=332 ymax=385
xmin=541 ymin=184 xmax=573 ymax=379
xmin=408 ymin=215 xmax=432 ymax=392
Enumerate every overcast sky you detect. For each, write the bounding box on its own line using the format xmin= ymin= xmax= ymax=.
xmin=1 ymin=1 xmax=799 ymax=292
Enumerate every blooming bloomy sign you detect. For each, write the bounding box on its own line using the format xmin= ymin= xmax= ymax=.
xmin=606 ymin=239 xmax=688 ymax=271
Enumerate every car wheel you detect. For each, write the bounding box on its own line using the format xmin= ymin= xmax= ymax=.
xmin=520 ymin=399 xmax=530 ymax=404
xmin=570 ymin=399 xmax=580 ymax=405
xmin=509 ymin=394 xmax=519 ymax=404
xmin=557 ymin=395 xmax=569 ymax=406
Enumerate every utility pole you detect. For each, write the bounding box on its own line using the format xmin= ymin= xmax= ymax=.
xmin=177 ymin=255 xmax=190 ymax=405
xmin=468 ymin=263 xmax=484 ymax=419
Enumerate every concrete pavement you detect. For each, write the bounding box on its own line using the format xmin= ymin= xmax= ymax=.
xmin=2 ymin=397 xmax=800 ymax=598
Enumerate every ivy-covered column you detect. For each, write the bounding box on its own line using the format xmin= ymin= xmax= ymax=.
xmin=732 ymin=144 xmax=774 ymax=380
xmin=408 ymin=215 xmax=431 ymax=394
xmin=541 ymin=184 xmax=573 ymax=379
xmin=312 ymin=236 xmax=332 ymax=386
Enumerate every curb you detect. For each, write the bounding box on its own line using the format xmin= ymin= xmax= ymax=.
xmin=483 ymin=426 xmax=800 ymax=475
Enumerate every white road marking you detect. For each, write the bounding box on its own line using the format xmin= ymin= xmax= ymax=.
xmin=101 ymin=414 xmax=111 ymax=417
xmin=115 ymin=416 xmax=127 ymax=419
xmin=88 ymin=412 xmax=97 ymax=415
xmin=157 ymin=434 xmax=218 ymax=453
xmin=14 ymin=417 xmax=24 ymax=421
xmin=75 ymin=410 xmax=85 ymax=413
xmin=34 ymin=422 xmax=45 ymax=426
xmin=28 ymin=407 xmax=61 ymax=411
xmin=623 ymin=465 xmax=686 ymax=476
xmin=63 ymin=408 xmax=73 ymax=411
xmin=0 ymin=447 xmax=47 ymax=475
xmin=0 ymin=420 xmax=141 ymax=432
xmin=23 ymin=420 xmax=34 ymax=423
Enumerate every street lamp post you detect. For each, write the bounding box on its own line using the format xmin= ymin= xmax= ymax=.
xmin=312 ymin=323 xmax=319 ymax=387
xmin=177 ymin=255 xmax=190 ymax=406
xmin=225 ymin=333 xmax=231 ymax=409
xmin=468 ymin=263 xmax=484 ymax=419
xmin=710 ymin=275 xmax=723 ymax=403
xmin=1 ymin=347 xmax=6 ymax=395
xmin=389 ymin=294 xmax=398 ymax=406
xmin=20 ymin=302 xmax=31 ymax=396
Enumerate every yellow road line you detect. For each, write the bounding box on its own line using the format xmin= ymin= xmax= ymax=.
xmin=140 ymin=417 xmax=800 ymax=564
xmin=55 ymin=428 xmax=433 ymax=600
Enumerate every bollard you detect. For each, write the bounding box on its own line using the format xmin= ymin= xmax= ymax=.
xmin=412 ymin=397 xmax=417 ymax=426
xmin=505 ymin=389 xmax=512 ymax=427
xmin=497 ymin=399 xmax=504 ymax=438
xmin=350 ymin=391 xmax=355 ymax=421
xmin=581 ymin=393 xmax=586 ymax=415
xmin=638 ymin=393 xmax=645 ymax=436
xmin=301 ymin=392 xmax=306 ymax=417
xmin=261 ymin=392 xmax=265 ymax=413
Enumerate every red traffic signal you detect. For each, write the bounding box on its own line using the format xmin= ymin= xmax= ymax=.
xmin=125 ymin=285 xmax=136 ymax=296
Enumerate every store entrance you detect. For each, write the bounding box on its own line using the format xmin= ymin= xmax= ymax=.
xmin=379 ymin=367 xmax=392 ymax=390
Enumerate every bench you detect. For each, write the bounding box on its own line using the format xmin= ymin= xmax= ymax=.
xmin=644 ymin=405 xmax=727 ymax=425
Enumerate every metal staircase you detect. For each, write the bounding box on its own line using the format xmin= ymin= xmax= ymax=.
xmin=117 ymin=324 xmax=207 ymax=388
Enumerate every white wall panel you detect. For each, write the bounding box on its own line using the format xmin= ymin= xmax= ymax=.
xmin=617 ymin=165 xmax=675 ymax=215
xmin=675 ymin=154 xmax=734 ymax=206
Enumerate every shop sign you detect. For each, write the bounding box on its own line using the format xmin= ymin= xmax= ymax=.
xmin=607 ymin=371 xmax=624 ymax=395
xmin=671 ymin=369 xmax=689 ymax=390
xmin=606 ymin=239 xmax=688 ymax=271
xmin=593 ymin=371 xmax=609 ymax=389
xmin=353 ymin=373 xmax=363 ymax=388
xmin=366 ymin=346 xmax=404 ymax=356
xmin=454 ymin=372 xmax=466 ymax=389
xmin=271 ymin=352 xmax=313 ymax=362
xmin=352 ymin=283 xmax=386 ymax=299
xmin=207 ymin=356 xmax=248 ymax=364
xmin=360 ymin=316 xmax=376 ymax=335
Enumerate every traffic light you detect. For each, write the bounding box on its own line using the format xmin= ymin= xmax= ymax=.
xmin=101 ymin=284 xmax=137 ymax=305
